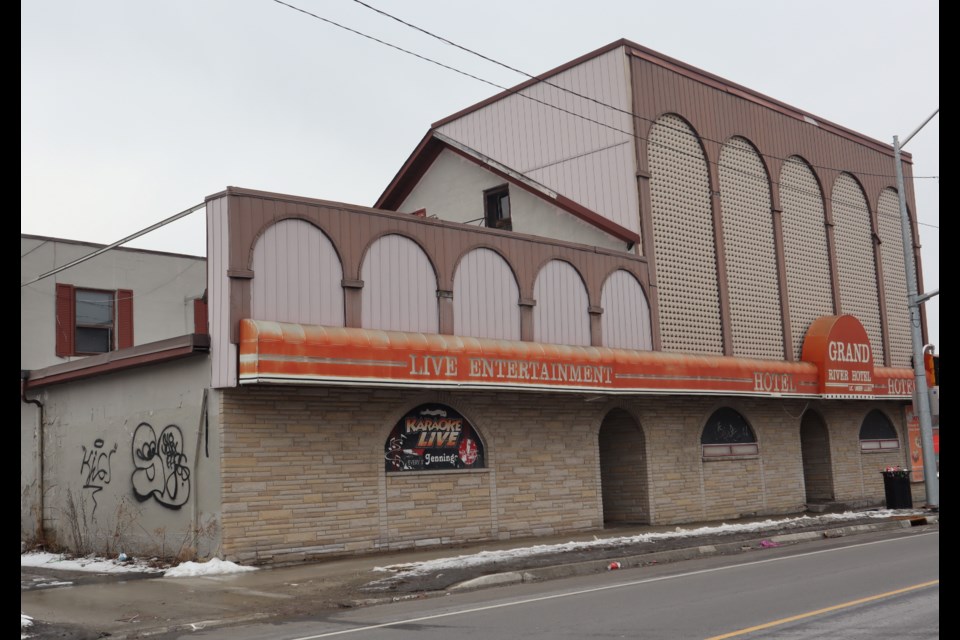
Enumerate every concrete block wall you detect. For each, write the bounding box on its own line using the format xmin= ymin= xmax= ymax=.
xmin=20 ymin=358 xmax=218 ymax=559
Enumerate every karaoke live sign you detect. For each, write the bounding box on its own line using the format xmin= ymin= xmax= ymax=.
xmin=384 ymin=404 xmax=485 ymax=472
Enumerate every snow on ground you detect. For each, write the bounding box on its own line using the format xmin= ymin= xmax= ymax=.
xmin=20 ymin=551 xmax=161 ymax=573
xmin=21 ymin=613 xmax=33 ymax=639
xmin=164 ymin=557 xmax=258 ymax=578
xmin=373 ymin=509 xmax=921 ymax=579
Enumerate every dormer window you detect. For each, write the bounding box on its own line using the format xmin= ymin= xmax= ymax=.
xmin=484 ymin=185 xmax=512 ymax=231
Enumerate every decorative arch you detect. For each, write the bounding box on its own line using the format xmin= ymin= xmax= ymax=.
xmin=245 ymin=214 xmax=343 ymax=270
xmin=859 ymin=408 xmax=900 ymax=452
xmin=598 ymin=408 xmax=649 ymax=524
xmin=832 ymin=173 xmax=884 ymax=363
xmin=600 ymin=269 xmax=652 ymax=350
xmin=877 ymin=188 xmax=915 ymax=367
xmin=780 ymin=156 xmax=834 ymax=359
xmin=384 ymin=402 xmax=486 ymax=472
xmin=361 ymin=234 xmax=438 ymax=333
xmin=701 ymin=407 xmax=758 ymax=457
xmin=647 ymin=113 xmax=723 ymax=354
xmin=453 ymin=248 xmax=521 ymax=340
xmin=800 ymin=410 xmax=834 ymax=502
xmin=718 ymin=136 xmax=783 ymax=359
xmin=532 ymin=259 xmax=590 ymax=346
xmin=250 ymin=218 xmax=344 ymax=326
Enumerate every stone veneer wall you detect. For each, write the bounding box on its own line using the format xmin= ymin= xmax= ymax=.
xmin=219 ymin=387 xmax=912 ymax=563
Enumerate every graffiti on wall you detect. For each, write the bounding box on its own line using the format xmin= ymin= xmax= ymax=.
xmin=80 ymin=438 xmax=117 ymax=515
xmin=131 ymin=423 xmax=191 ymax=509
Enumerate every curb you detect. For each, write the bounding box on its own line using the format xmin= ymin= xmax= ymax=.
xmin=448 ymin=517 xmax=936 ymax=591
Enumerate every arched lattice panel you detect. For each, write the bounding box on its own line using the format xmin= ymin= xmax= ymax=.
xmin=648 ymin=114 xmax=722 ymax=354
xmin=780 ymin=157 xmax=834 ymax=359
xmin=718 ymin=137 xmax=783 ymax=359
xmin=361 ymin=235 xmax=438 ymax=333
xmin=533 ymin=260 xmax=590 ymax=346
xmin=600 ymin=270 xmax=652 ymax=350
xmin=877 ymin=188 xmax=916 ymax=367
xmin=832 ymin=174 xmax=884 ymax=363
xmin=453 ymin=248 xmax=521 ymax=340
xmin=251 ymin=219 xmax=344 ymax=326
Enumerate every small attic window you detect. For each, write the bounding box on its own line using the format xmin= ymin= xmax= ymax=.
xmin=484 ymin=185 xmax=512 ymax=231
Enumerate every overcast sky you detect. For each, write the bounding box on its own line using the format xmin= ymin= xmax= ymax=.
xmin=21 ymin=0 xmax=939 ymax=346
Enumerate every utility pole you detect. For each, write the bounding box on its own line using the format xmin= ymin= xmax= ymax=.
xmin=892 ymin=108 xmax=939 ymax=509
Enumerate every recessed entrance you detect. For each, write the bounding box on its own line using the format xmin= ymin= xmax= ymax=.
xmin=800 ymin=411 xmax=835 ymax=503
xmin=598 ymin=409 xmax=649 ymax=525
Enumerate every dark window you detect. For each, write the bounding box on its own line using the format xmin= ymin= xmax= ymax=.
xmin=385 ymin=403 xmax=485 ymax=472
xmin=859 ymin=409 xmax=899 ymax=452
xmin=75 ymin=289 xmax=114 ymax=353
xmin=701 ymin=407 xmax=759 ymax=457
xmin=55 ymin=284 xmax=134 ymax=357
xmin=484 ymin=185 xmax=512 ymax=231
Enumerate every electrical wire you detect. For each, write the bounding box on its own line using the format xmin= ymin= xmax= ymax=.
xmin=347 ymin=0 xmax=939 ymax=182
xmin=271 ymin=0 xmax=938 ymax=230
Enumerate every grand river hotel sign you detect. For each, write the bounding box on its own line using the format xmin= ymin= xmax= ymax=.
xmin=239 ymin=316 xmax=913 ymax=400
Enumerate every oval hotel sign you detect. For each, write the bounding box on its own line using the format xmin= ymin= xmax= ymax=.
xmin=801 ymin=315 xmax=875 ymax=397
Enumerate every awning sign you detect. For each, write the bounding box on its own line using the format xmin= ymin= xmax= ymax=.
xmin=239 ymin=318 xmax=913 ymax=400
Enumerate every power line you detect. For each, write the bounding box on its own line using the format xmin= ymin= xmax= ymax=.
xmin=20 ymin=202 xmax=206 ymax=287
xmin=272 ymin=0 xmax=938 ymax=227
xmin=347 ymin=0 xmax=939 ymax=182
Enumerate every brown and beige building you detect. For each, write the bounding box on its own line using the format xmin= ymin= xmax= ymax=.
xmin=21 ymin=40 xmax=930 ymax=563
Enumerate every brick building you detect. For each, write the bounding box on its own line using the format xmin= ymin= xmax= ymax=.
xmin=21 ymin=40 xmax=927 ymax=563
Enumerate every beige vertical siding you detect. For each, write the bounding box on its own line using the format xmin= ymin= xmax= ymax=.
xmin=780 ymin=157 xmax=834 ymax=359
xmin=533 ymin=260 xmax=591 ymax=346
xmin=877 ymin=189 xmax=914 ymax=367
xmin=251 ymin=219 xmax=344 ymax=327
xmin=718 ymin=137 xmax=783 ymax=360
xmin=453 ymin=248 xmax=521 ymax=340
xmin=831 ymin=174 xmax=884 ymax=363
xmin=360 ymin=234 xmax=439 ymax=333
xmin=600 ymin=270 xmax=652 ymax=350
xmin=438 ymin=47 xmax=639 ymax=234
xmin=207 ymin=197 xmax=236 ymax=388
xmin=648 ymin=114 xmax=723 ymax=354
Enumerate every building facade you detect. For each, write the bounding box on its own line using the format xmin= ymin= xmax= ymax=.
xmin=21 ymin=41 xmax=928 ymax=563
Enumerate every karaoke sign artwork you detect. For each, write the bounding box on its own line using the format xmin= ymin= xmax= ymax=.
xmin=385 ymin=404 xmax=485 ymax=472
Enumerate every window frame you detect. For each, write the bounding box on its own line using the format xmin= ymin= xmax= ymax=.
xmin=858 ymin=409 xmax=900 ymax=453
xmin=55 ymin=283 xmax=134 ymax=357
xmin=701 ymin=407 xmax=759 ymax=459
xmin=73 ymin=287 xmax=116 ymax=355
xmin=483 ymin=184 xmax=512 ymax=231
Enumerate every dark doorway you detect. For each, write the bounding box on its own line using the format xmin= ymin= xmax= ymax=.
xmin=598 ymin=409 xmax=649 ymax=524
xmin=800 ymin=411 xmax=835 ymax=503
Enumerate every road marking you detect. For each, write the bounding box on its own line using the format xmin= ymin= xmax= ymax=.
xmin=288 ymin=531 xmax=937 ymax=640
xmin=704 ymin=579 xmax=940 ymax=639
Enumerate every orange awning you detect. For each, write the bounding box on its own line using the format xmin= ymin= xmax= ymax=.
xmin=239 ymin=320 xmax=913 ymax=400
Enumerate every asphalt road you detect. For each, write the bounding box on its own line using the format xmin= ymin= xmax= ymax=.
xmin=179 ymin=528 xmax=938 ymax=640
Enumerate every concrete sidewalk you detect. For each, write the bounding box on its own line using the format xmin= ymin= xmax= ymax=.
xmin=21 ymin=510 xmax=937 ymax=640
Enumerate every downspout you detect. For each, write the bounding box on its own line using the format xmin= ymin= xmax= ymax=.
xmin=192 ymin=388 xmax=209 ymax=553
xmin=20 ymin=370 xmax=45 ymax=544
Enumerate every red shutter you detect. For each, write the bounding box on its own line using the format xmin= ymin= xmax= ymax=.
xmin=55 ymin=283 xmax=76 ymax=357
xmin=117 ymin=289 xmax=134 ymax=349
xmin=193 ymin=297 xmax=208 ymax=334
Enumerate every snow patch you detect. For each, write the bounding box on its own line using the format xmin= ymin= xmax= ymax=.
xmin=21 ymin=613 xmax=33 ymax=639
xmin=372 ymin=510 xmax=918 ymax=581
xmin=164 ymin=557 xmax=257 ymax=578
xmin=20 ymin=552 xmax=161 ymax=573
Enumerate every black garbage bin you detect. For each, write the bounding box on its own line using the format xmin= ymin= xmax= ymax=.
xmin=881 ymin=471 xmax=913 ymax=509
